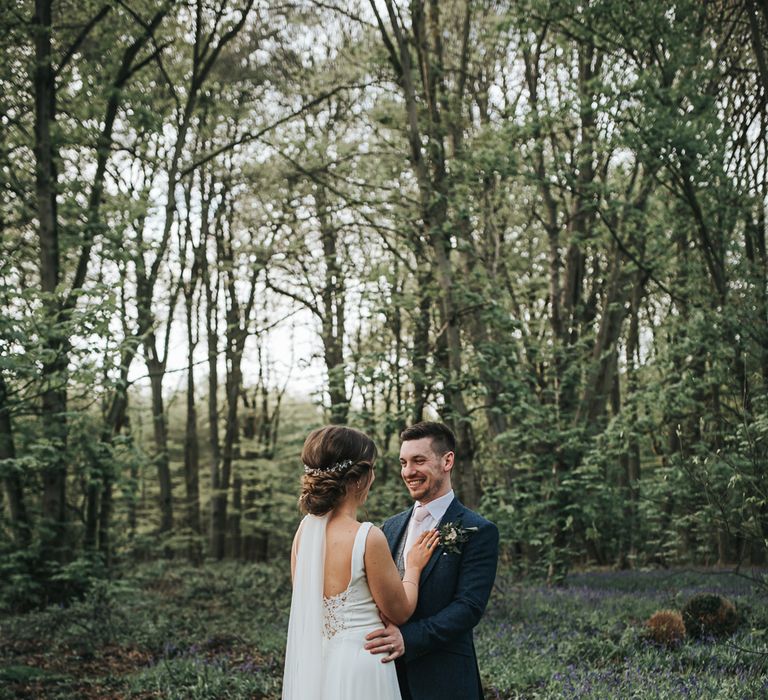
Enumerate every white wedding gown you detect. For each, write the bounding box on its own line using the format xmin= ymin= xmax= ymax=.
xmin=282 ymin=514 xmax=402 ymax=700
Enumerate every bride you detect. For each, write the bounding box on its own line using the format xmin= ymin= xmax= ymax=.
xmin=282 ymin=425 xmax=438 ymax=700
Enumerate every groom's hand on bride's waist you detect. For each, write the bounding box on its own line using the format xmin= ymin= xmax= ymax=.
xmin=364 ymin=622 xmax=404 ymax=663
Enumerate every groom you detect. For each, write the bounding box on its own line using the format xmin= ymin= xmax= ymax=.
xmin=365 ymin=421 xmax=499 ymax=700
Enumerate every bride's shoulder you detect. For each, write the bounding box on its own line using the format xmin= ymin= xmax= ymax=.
xmin=362 ymin=523 xmax=387 ymax=546
xmin=361 ymin=525 xmax=392 ymax=566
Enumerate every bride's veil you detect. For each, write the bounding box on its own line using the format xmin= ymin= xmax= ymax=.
xmin=282 ymin=513 xmax=327 ymax=699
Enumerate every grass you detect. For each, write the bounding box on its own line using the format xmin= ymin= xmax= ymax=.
xmin=0 ymin=562 xmax=766 ymax=699
xmin=478 ymin=568 xmax=768 ymax=699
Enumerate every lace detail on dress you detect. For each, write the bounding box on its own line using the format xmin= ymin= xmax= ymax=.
xmin=322 ymin=589 xmax=350 ymax=639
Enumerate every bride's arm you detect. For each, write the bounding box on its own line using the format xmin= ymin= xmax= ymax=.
xmin=401 ymin=530 xmax=440 ymax=610
xmin=364 ymin=527 xmax=438 ymax=624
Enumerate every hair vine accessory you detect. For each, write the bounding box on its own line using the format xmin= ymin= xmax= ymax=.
xmin=303 ymin=458 xmax=354 ymax=476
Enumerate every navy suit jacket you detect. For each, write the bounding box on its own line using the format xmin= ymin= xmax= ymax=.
xmin=382 ymin=498 xmax=499 ymax=700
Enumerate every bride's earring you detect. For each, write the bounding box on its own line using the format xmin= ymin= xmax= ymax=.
xmin=357 ymin=480 xmax=368 ymax=508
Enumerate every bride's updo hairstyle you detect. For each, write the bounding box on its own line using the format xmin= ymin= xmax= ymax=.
xmin=299 ymin=425 xmax=377 ymax=516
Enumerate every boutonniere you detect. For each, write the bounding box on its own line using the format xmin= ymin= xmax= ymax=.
xmin=437 ymin=520 xmax=478 ymax=555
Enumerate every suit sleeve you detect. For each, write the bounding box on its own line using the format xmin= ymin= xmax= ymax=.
xmin=400 ymin=520 xmax=499 ymax=661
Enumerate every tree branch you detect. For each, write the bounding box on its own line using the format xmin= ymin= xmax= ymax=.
xmin=55 ymin=3 xmax=113 ymax=77
xmin=179 ymin=82 xmax=377 ymax=177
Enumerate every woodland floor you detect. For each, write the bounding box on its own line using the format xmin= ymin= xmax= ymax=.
xmin=1 ymin=562 xmax=766 ymax=699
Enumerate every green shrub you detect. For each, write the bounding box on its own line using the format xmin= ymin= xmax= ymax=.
xmin=0 ymin=545 xmax=46 ymax=613
xmin=0 ymin=544 xmax=109 ymax=613
xmin=681 ymin=593 xmax=740 ymax=639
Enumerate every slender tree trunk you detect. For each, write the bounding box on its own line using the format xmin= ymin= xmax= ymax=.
xmin=229 ymin=472 xmax=242 ymax=559
xmin=613 ymin=365 xmax=631 ymax=569
xmin=214 ymin=308 xmax=251 ymax=558
xmin=0 ymin=375 xmax=29 ymax=545
xmin=212 ymin=355 xmax=241 ymax=559
xmin=242 ymin=484 xmax=268 ymax=561
xmin=181 ymin=182 xmax=202 ymax=562
xmin=576 ymin=254 xmax=632 ymax=426
xmin=34 ymin=0 xmax=69 ymax=560
xmin=428 ymin=192 xmax=479 ymax=505
xmin=256 ymin=357 xmax=270 ymax=451
xmin=411 ymin=269 xmax=432 ymax=423
xmin=269 ymin=382 xmax=285 ymax=458
xmin=619 ymin=272 xmax=645 ymax=567
xmin=145 ymin=349 xmax=173 ymax=534
xmin=203 ymin=230 xmax=222 ymax=555
xmin=84 ymin=466 xmax=99 ymax=551
xmin=98 ymin=465 xmax=115 ymax=561
xmin=211 ymin=193 xmax=258 ymax=559
xmin=317 ymin=186 xmax=348 ymax=424
xmin=184 ymin=280 xmax=202 ymax=539
xmin=99 ymin=303 xmax=140 ymax=560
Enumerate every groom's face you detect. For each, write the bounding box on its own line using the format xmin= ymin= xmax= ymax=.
xmin=399 ymin=437 xmax=453 ymax=504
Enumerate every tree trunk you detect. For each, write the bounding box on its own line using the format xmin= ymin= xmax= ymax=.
xmin=373 ymin=0 xmax=480 ymax=505
xmin=0 ymin=375 xmax=29 ymax=545
xmin=84 ymin=466 xmax=100 ymax=551
xmin=229 ymin=473 xmax=242 ymax=559
xmin=184 ymin=292 xmax=202 ymax=529
xmin=317 ymin=186 xmax=348 ymax=424
xmin=620 ymin=272 xmax=645 ymax=567
xmin=98 ymin=453 xmax=115 ymax=563
xmin=212 ymin=357 xmax=241 ymax=559
xmin=98 ymin=341 xmax=133 ymax=560
xmin=411 ymin=270 xmax=432 ymax=423
xmin=576 ymin=251 xmax=632 ymax=426
xmin=181 ymin=194 xmax=202 ymax=562
xmin=202 ymin=227 xmax=222 ymax=555
xmin=145 ymin=350 xmax=173 ymax=534
xmin=34 ymin=0 xmax=69 ymax=561
xmin=211 ymin=192 xmax=257 ymax=559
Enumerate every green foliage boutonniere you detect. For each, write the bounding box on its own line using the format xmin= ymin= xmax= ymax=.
xmin=437 ymin=520 xmax=478 ymax=555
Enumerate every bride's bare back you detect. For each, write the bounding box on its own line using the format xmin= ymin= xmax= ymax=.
xmin=291 ymin=509 xmax=438 ymax=625
xmin=323 ymin=516 xmax=362 ymax=597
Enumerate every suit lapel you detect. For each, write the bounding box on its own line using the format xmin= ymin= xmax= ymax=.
xmin=419 ymin=497 xmax=464 ymax=585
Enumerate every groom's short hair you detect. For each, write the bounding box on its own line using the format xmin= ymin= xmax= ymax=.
xmin=400 ymin=421 xmax=456 ymax=456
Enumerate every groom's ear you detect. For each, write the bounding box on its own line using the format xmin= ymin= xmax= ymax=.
xmin=442 ymin=450 xmax=455 ymax=472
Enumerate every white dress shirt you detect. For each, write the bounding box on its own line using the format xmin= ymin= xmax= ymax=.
xmin=403 ymin=489 xmax=455 ymax=559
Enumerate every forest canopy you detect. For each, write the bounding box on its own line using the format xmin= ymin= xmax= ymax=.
xmin=1 ymin=0 xmax=767 ymax=606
